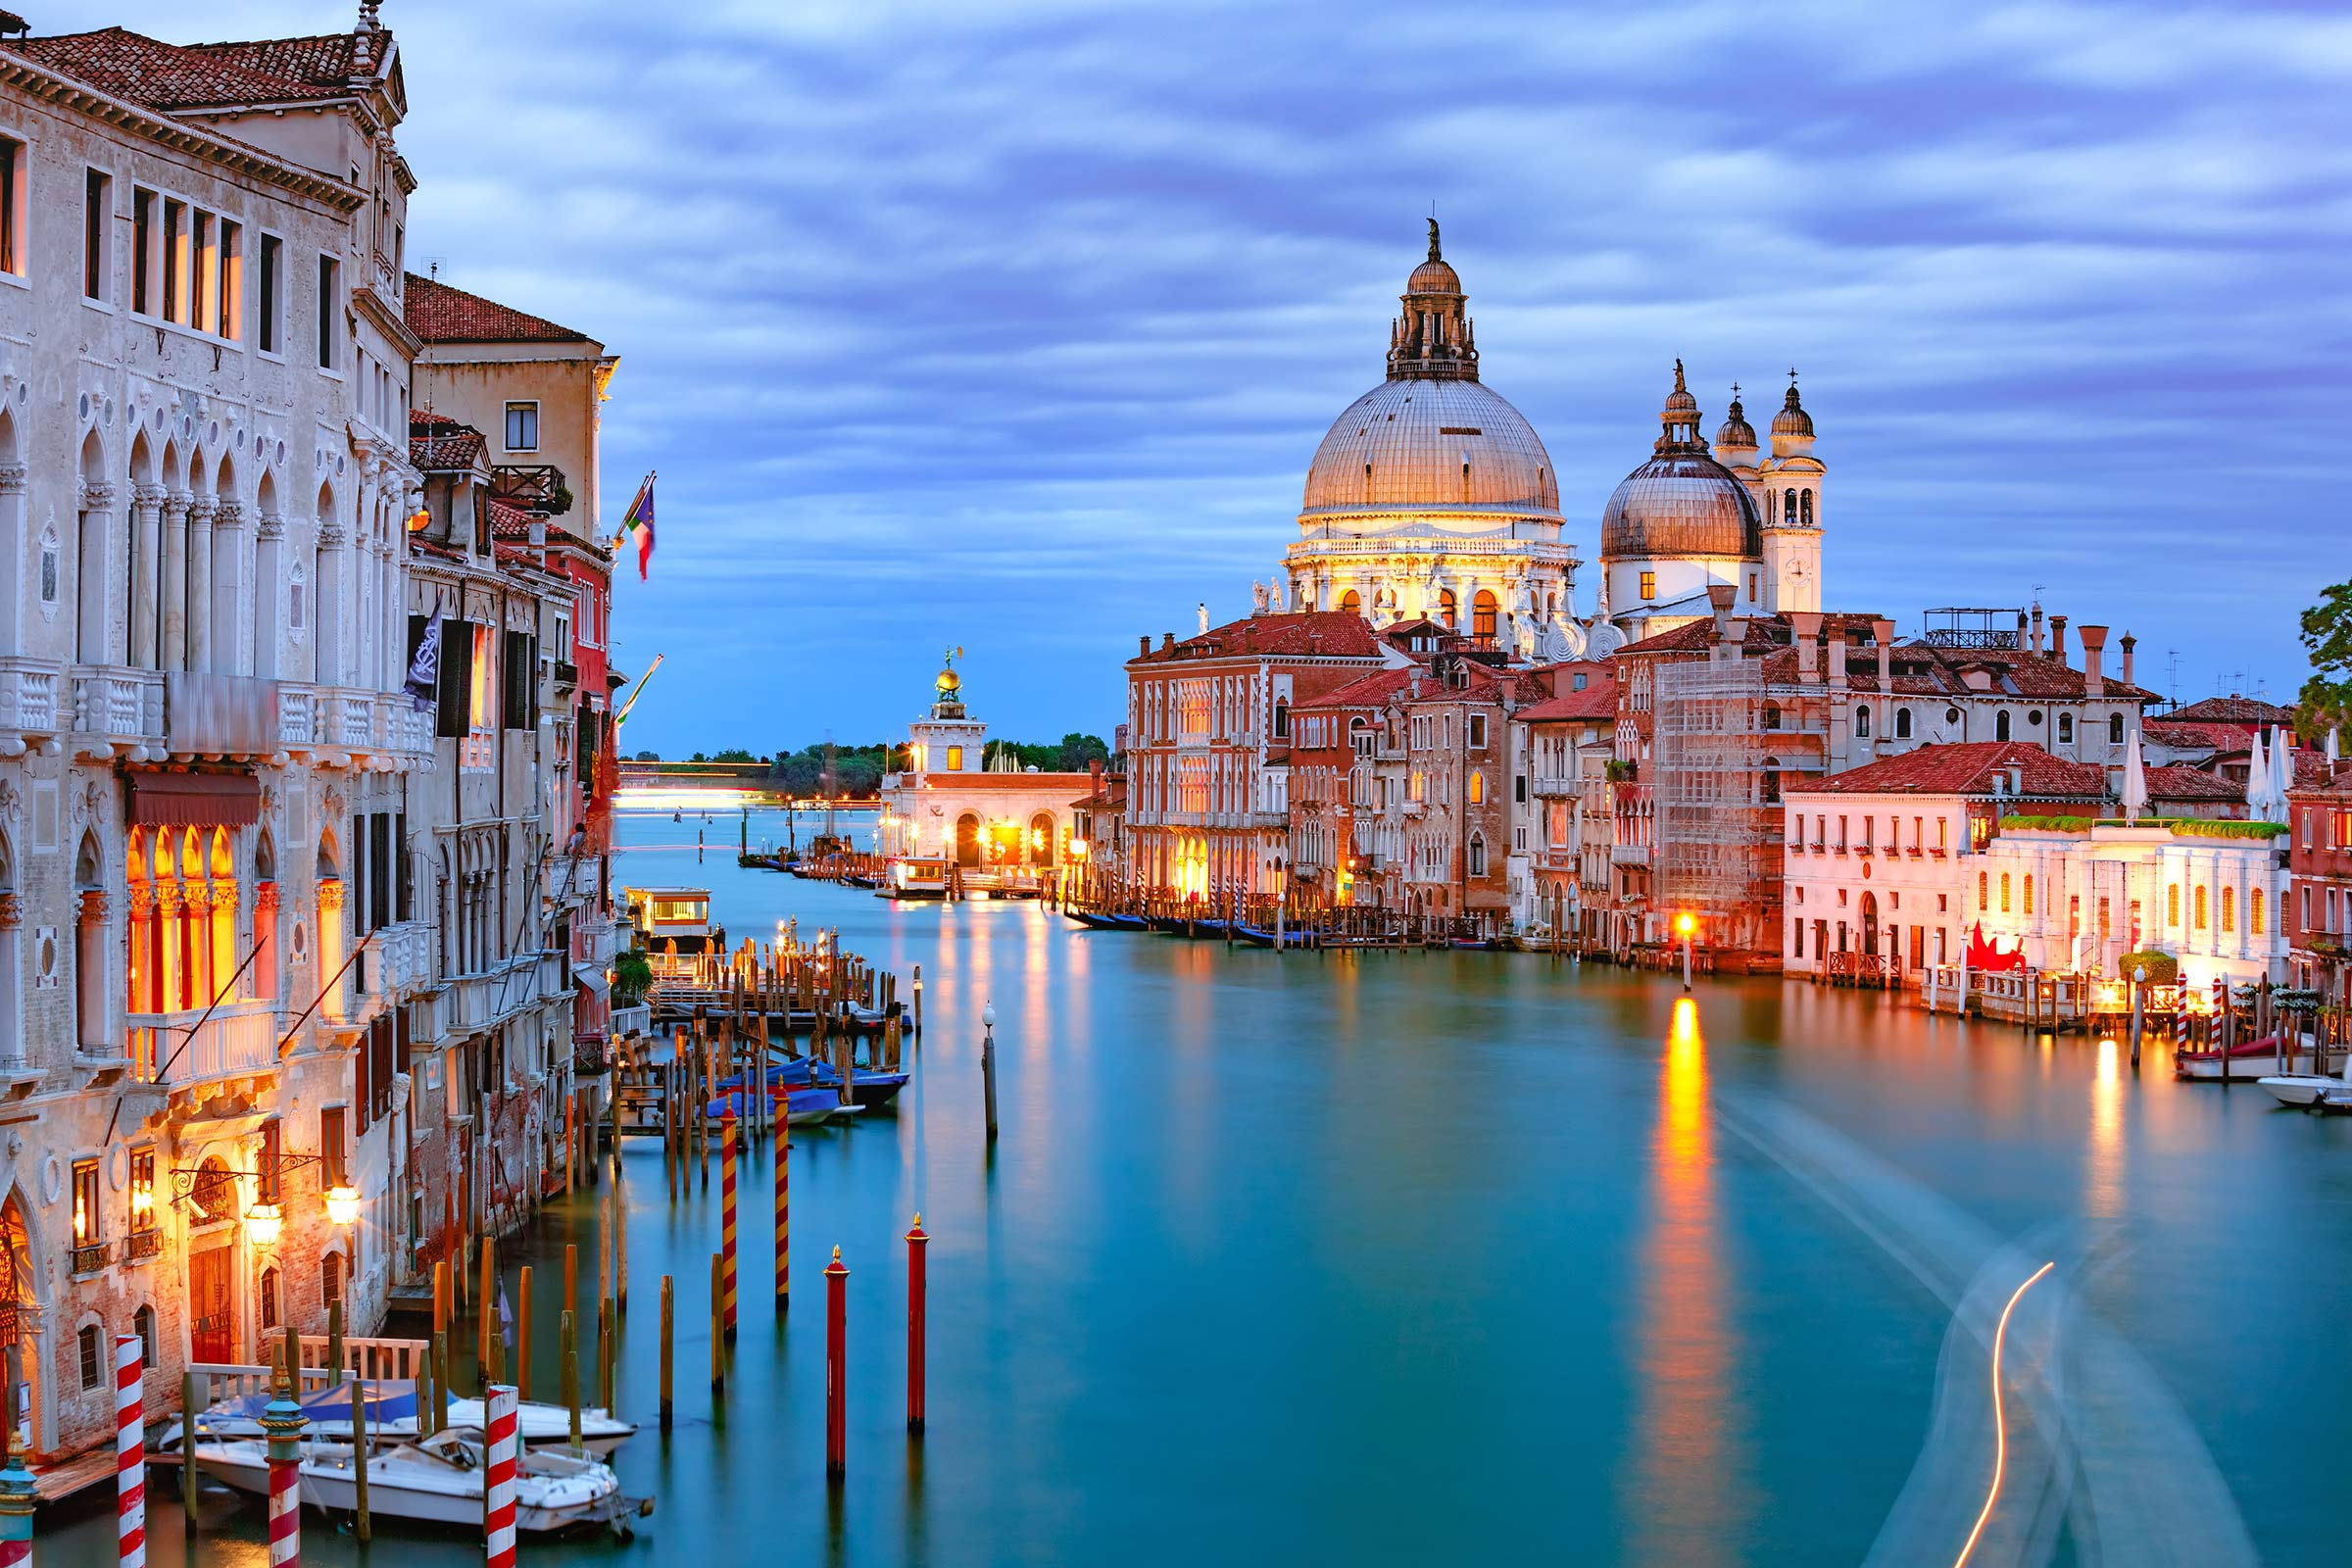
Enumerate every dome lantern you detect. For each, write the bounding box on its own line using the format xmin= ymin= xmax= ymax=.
xmin=1386 ymin=218 xmax=1478 ymax=381
xmin=1713 ymin=381 xmax=1758 ymax=462
xmin=1770 ymin=369 xmax=1816 ymax=456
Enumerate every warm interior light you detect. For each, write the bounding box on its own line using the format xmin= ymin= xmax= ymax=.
xmin=247 ymin=1201 xmax=284 ymax=1248
xmin=324 ymin=1186 xmax=361 ymax=1227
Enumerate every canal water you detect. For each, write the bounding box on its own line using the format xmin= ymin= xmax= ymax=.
xmin=51 ymin=806 xmax=2352 ymax=1565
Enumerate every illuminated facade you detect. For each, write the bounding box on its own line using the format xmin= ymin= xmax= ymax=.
xmin=878 ymin=660 xmax=1094 ymax=870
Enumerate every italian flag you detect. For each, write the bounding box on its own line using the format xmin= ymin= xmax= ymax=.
xmin=615 ymin=472 xmax=656 ymax=580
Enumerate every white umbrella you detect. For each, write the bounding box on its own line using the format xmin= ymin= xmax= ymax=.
xmin=2329 ymin=727 xmax=2341 ymax=767
xmin=2273 ymin=732 xmax=2295 ymax=816
xmin=2246 ymin=730 xmax=2269 ymax=816
xmin=2121 ymin=724 xmax=2148 ymax=824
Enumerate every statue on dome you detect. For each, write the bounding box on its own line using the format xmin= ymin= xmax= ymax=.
xmin=1427 ymin=216 xmax=1441 ymax=260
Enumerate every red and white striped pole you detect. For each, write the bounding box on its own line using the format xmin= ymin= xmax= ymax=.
xmin=114 ymin=1337 xmax=143 ymax=1568
xmin=258 ymin=1365 xmax=307 ymax=1568
xmin=483 ymin=1384 xmax=518 ymax=1568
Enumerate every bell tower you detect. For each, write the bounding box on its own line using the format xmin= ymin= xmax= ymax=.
xmin=1759 ymin=372 xmax=1823 ymax=613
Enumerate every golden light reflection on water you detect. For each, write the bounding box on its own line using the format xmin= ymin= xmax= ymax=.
xmin=2085 ymin=1037 xmax=2125 ymax=1220
xmin=1628 ymin=998 xmax=1752 ymax=1564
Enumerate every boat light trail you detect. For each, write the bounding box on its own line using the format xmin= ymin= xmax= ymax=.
xmin=1952 ymin=1260 xmax=2055 ymax=1568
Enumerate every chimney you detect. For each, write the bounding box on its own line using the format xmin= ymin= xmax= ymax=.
xmin=1790 ymin=611 xmax=1823 ymax=684
xmin=2078 ymin=624 xmax=2109 ymax=698
xmin=2120 ymin=632 xmax=2136 ymax=692
xmin=1090 ymin=758 xmax=1103 ymax=797
xmin=2016 ymin=611 xmax=2029 ymax=649
xmin=2031 ymin=604 xmax=2044 ymax=656
xmin=1161 ymin=632 xmax=1175 ymax=654
xmin=1872 ymin=617 xmax=1895 ymax=719
xmin=2048 ymin=614 xmax=2067 ymax=661
xmin=1139 ymin=634 xmax=1151 ymax=659
xmin=1708 ymin=582 xmax=1736 ymax=643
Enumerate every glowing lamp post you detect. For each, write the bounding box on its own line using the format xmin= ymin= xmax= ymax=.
xmin=1677 ymin=912 xmax=1695 ymax=993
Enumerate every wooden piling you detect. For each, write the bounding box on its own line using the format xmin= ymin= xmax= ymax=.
xmin=659 ymin=1275 xmax=674 ymax=1433
xmin=478 ymin=1237 xmax=496 ymax=1382
xmin=518 ymin=1266 xmax=534 ymax=1398
xmin=326 ymin=1298 xmax=345 ymax=1386
xmin=599 ymin=1296 xmax=615 ymax=1414
xmin=351 ymin=1374 xmax=371 ymax=1541
xmin=431 ymin=1330 xmax=450 ymax=1432
xmin=561 ymin=1310 xmax=581 ymax=1455
xmin=180 ymin=1371 xmax=200 ymax=1529
xmin=709 ymin=1252 xmax=726 ymax=1398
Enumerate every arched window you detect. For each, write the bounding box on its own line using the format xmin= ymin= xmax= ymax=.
xmin=2194 ymin=886 xmax=2208 ymax=930
xmin=2108 ymin=713 xmax=2125 ymax=745
xmin=1979 ymin=872 xmax=1989 ymax=911
xmin=1785 ymin=490 xmax=1797 ymax=525
xmin=2000 ymin=873 xmax=2011 ymax=912
xmin=1468 ymin=771 xmax=1484 ymax=806
xmin=1339 ymin=589 xmax=1361 ymax=614
xmin=2221 ymin=886 xmax=2235 ymax=933
xmin=1800 ymin=489 xmax=1814 ymax=526
xmin=1760 ymin=759 xmax=1782 ymax=805
xmin=2167 ymin=884 xmax=2180 ymax=925
xmin=1438 ymin=589 xmax=1457 ymax=627
xmin=259 ymin=1265 xmax=281 ymax=1333
xmin=1893 ymin=707 xmax=1912 ymax=740
xmin=1854 ymin=705 xmax=1872 ymax=739
xmin=1761 ymin=701 xmax=1781 ymax=731
xmin=2057 ymin=713 xmax=2074 ymax=744
xmin=2252 ymin=887 xmax=2265 ymax=935
xmin=1272 ymin=699 xmax=1289 ymax=740
xmin=1467 ymin=835 xmax=1487 ymax=877
xmin=2023 ymin=875 xmax=2034 ymax=915
xmin=133 ymin=1304 xmax=156 ymax=1367
xmin=1995 ymin=710 xmax=2012 ymax=742
xmin=1472 ymin=590 xmax=1497 ymax=642
xmin=321 ymin=1251 xmax=344 ymax=1310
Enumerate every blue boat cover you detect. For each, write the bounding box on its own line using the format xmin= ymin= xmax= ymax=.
xmin=213 ymin=1379 xmax=419 ymax=1424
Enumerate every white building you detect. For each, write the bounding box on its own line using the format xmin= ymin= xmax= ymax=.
xmin=878 ymin=659 xmax=1094 ymax=873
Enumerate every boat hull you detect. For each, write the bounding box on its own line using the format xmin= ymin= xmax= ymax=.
xmin=2175 ymin=1042 xmax=2321 ymax=1080
xmin=2255 ymin=1073 xmax=2348 ymax=1106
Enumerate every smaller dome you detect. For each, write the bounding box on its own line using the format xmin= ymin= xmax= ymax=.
xmin=1714 ymin=389 xmax=1756 ymax=452
xmin=1406 ymin=258 xmax=1461 ymax=294
xmin=1663 ymin=358 xmax=1697 ymax=418
xmin=1772 ymin=379 xmax=1814 ymax=439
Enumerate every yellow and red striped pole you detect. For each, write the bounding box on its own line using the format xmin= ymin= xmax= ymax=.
xmin=773 ymin=1117 xmax=789 ymax=1308
xmin=114 ymin=1336 xmax=144 ymax=1568
xmin=720 ymin=1104 xmax=739 ymax=1339
xmin=483 ymin=1384 xmax=518 ymax=1568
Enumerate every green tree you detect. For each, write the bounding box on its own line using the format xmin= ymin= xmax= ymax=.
xmin=1056 ymin=732 xmax=1111 ymax=770
xmin=2299 ymin=578 xmax=2352 ymax=737
xmin=632 ymin=749 xmax=661 ymax=761
xmin=710 ymin=748 xmax=758 ymax=763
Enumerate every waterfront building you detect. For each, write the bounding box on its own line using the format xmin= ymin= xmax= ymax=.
xmin=404 ymin=273 xmax=623 ymax=1053
xmin=1288 ymin=666 xmax=1412 ymax=909
xmin=878 ymin=658 xmax=1095 ymax=872
xmin=2286 ymin=763 xmax=2352 ymax=1007
xmin=1605 ymin=597 xmax=2159 ymax=962
xmin=0 ymin=10 xmax=431 ymax=1462
xmin=1122 ymin=610 xmax=1385 ymax=902
xmin=1512 ymin=662 xmax=1617 ymax=941
xmin=1280 ymin=225 xmax=1583 ymax=661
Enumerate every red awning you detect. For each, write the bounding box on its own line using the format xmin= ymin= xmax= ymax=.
xmin=127 ymin=771 xmax=262 ymax=828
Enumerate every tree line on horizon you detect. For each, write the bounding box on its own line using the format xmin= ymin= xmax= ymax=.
xmin=630 ymin=733 xmax=1110 ymax=794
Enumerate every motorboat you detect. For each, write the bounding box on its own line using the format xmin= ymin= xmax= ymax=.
xmin=2174 ymin=1035 xmax=2324 ymax=1081
xmin=1232 ymin=923 xmax=1310 ymax=950
xmin=2259 ymin=1072 xmax=2347 ymax=1108
xmin=155 ymin=1380 xmax=635 ymax=1458
xmin=193 ymin=1429 xmax=651 ymax=1537
xmin=772 ymin=1057 xmax=909 ymax=1110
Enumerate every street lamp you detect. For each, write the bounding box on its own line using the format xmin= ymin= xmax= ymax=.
xmin=325 ymin=1185 xmax=362 ymax=1227
xmin=247 ymin=1200 xmax=284 ymax=1249
xmin=1677 ymin=912 xmax=1695 ymax=992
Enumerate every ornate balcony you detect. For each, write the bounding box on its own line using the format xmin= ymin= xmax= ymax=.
xmin=75 ymin=665 xmax=166 ymax=758
xmin=0 ymin=655 xmax=64 ymax=749
xmin=124 ymin=998 xmax=282 ymax=1087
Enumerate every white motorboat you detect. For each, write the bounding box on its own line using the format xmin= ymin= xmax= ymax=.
xmin=2257 ymin=1071 xmax=2350 ymax=1108
xmin=2174 ymin=1036 xmax=2325 ymax=1081
xmin=154 ymin=1379 xmax=635 ymax=1457
xmin=193 ymin=1430 xmax=650 ymax=1536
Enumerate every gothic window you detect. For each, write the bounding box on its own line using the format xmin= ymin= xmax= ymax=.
xmin=1272 ymin=699 xmax=1289 ymax=741
xmin=1468 ymin=835 xmax=1487 ymax=877
xmin=1894 ymin=707 xmax=1912 ymax=740
xmin=37 ymin=524 xmax=58 ymax=611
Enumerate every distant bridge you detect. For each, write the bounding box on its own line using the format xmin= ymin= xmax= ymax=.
xmin=613 ymin=760 xmax=876 ymax=810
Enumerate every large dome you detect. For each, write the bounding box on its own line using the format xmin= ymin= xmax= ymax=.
xmin=1301 ymin=376 xmax=1562 ymax=518
xmin=1600 ymin=451 xmax=1762 ymax=561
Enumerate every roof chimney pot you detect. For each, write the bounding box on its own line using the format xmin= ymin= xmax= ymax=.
xmin=2078 ymin=624 xmax=2109 ymax=699
xmin=2049 ymin=614 xmax=2068 ymax=661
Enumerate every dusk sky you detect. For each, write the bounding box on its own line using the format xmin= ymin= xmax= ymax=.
xmin=114 ymin=0 xmax=2352 ymax=753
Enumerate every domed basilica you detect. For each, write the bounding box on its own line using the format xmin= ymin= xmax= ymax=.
xmin=1276 ymin=225 xmax=1825 ymax=656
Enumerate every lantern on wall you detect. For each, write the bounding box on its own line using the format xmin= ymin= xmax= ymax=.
xmin=246 ymin=1200 xmax=285 ymax=1249
xmin=324 ymin=1185 xmax=361 ymax=1227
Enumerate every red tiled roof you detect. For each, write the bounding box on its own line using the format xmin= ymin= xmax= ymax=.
xmin=2164 ymin=696 xmax=2298 ymax=727
xmin=1296 ymin=667 xmax=1417 ymax=710
xmin=1519 ymin=673 xmax=1619 ymax=723
xmin=2142 ymin=765 xmax=2243 ymax=803
xmin=13 ymin=27 xmax=364 ymax=112
xmin=488 ymin=501 xmax=537 ymax=542
xmin=1131 ymin=612 xmax=1382 ymax=665
xmin=2141 ymin=720 xmax=2227 ymax=751
xmin=1788 ymin=742 xmax=2109 ymax=800
xmin=405 ymin=272 xmax=591 ymax=345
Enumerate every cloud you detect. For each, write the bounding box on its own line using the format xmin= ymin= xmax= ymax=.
xmin=109 ymin=0 xmax=2352 ymax=740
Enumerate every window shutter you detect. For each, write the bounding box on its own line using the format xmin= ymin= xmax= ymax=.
xmin=395 ymin=811 xmax=411 ymax=921
xmin=438 ymin=620 xmax=471 ymax=739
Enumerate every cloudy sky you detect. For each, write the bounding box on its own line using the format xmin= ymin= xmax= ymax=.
xmin=116 ymin=0 xmax=2352 ymax=751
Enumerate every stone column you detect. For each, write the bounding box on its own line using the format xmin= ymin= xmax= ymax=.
xmin=75 ymin=889 xmax=109 ymax=1053
xmin=210 ymin=502 xmax=245 ymax=675
xmin=0 ymin=891 xmax=20 ymax=1068
xmin=254 ymin=510 xmax=283 ymax=678
xmin=185 ymin=498 xmax=217 ymax=674
xmin=253 ymin=881 xmax=280 ymax=1001
xmin=210 ymin=878 xmax=239 ymax=1000
xmin=129 ymin=484 xmax=165 ymax=669
xmin=77 ymin=483 xmax=117 ymax=665
xmin=0 ymin=465 xmax=23 ymax=658
xmin=126 ymin=883 xmax=154 ymax=1015
xmin=315 ymin=522 xmax=346 ymax=687
xmin=161 ymin=490 xmax=190 ymax=672
xmin=318 ymin=878 xmax=347 ymax=1022
xmin=181 ymin=883 xmax=214 ymax=1011
xmin=152 ymin=883 xmax=181 ymax=1013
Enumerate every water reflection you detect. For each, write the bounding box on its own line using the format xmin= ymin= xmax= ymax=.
xmin=2085 ymin=1038 xmax=2124 ymax=1222
xmin=1628 ymin=999 xmax=1752 ymax=1563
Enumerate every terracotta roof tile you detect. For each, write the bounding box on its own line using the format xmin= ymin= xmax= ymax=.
xmin=405 ymin=272 xmax=591 ymax=345
xmin=1788 ymin=742 xmax=2109 ymax=800
xmin=13 ymin=26 xmax=359 ymax=111
xmin=2163 ymin=696 xmax=2298 ymax=727
xmin=1131 ymin=612 xmax=1382 ymax=665
xmin=2141 ymin=765 xmax=2243 ymax=803
xmin=1518 ymin=673 xmax=1619 ymax=722
xmin=1296 ymin=667 xmax=1417 ymax=710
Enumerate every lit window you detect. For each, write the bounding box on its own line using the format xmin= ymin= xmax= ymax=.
xmin=2194 ymin=886 xmax=2208 ymax=930
xmin=1639 ymin=571 xmax=1656 ymax=601
xmin=2252 ymin=888 xmax=2265 ymax=936
xmin=2000 ymin=873 xmax=2011 ymax=912
xmin=2221 ymin=886 xmax=2234 ymax=933
xmin=946 ymin=746 xmax=963 ymax=771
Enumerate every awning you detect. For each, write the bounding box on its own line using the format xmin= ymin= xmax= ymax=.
xmin=127 ymin=771 xmax=261 ymax=828
xmin=572 ymin=962 xmax=610 ymax=997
